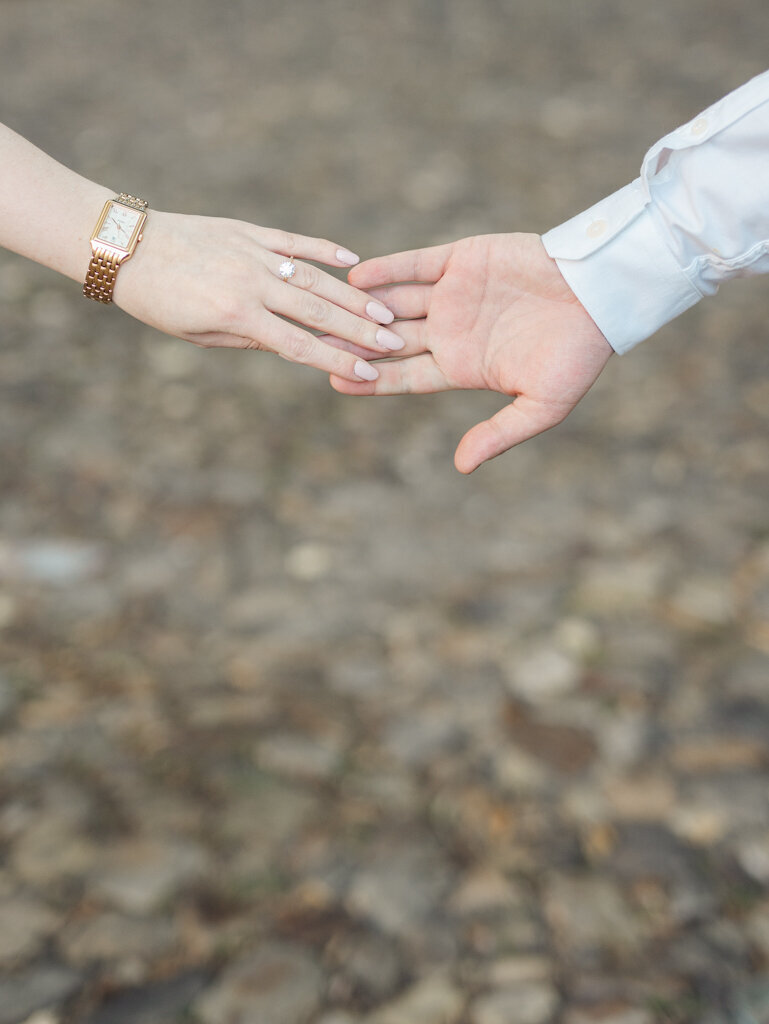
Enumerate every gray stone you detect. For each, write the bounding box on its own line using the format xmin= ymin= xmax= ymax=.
xmin=91 ymin=839 xmax=209 ymax=915
xmin=254 ymin=731 xmax=343 ymax=781
xmin=327 ymin=648 xmax=390 ymax=699
xmin=571 ymin=557 xmax=667 ymax=615
xmin=284 ymin=542 xmax=334 ymax=581
xmin=217 ymin=778 xmax=317 ymax=848
xmin=346 ymin=840 xmax=453 ymax=937
xmin=734 ymin=976 xmax=769 ymax=1024
xmin=491 ymin=747 xmax=550 ymax=794
xmin=11 ymin=816 xmax=100 ymax=888
xmin=194 ymin=943 xmax=323 ymax=1024
xmin=563 ymin=1009 xmax=653 ymax=1024
xmin=79 ymin=970 xmax=210 ymax=1024
xmin=747 ymin=903 xmax=769 ymax=960
xmin=59 ymin=911 xmax=178 ymax=967
xmin=364 ymin=975 xmax=464 ymax=1024
xmin=470 ymin=983 xmax=559 ymax=1024
xmin=487 ymin=957 xmax=553 ymax=987
xmin=381 ymin=707 xmax=463 ymax=768
xmin=544 ymin=876 xmax=646 ymax=957
xmin=219 ymin=778 xmax=317 ymax=884
xmin=667 ymin=575 xmax=736 ymax=627
xmin=328 ymin=931 xmax=402 ymax=1003
xmin=736 ymin=833 xmax=769 ymax=884
xmin=18 ymin=1012 xmax=60 ymax=1024
xmin=0 ymin=898 xmax=59 ymax=966
xmin=0 ymin=966 xmax=80 ymax=1024
xmin=0 ymin=538 xmax=105 ymax=586
xmin=0 ymin=673 xmax=17 ymax=723
xmin=505 ymin=643 xmax=581 ymax=703
xmin=449 ymin=868 xmax=525 ymax=917
xmin=488 ymin=911 xmax=550 ymax=955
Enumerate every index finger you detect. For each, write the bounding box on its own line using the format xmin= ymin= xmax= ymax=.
xmin=348 ymin=243 xmax=453 ymax=289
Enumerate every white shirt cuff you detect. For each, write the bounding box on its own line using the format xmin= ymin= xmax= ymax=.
xmin=541 ymin=181 xmax=703 ymax=355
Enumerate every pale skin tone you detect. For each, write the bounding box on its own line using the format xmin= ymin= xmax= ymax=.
xmin=0 ymin=123 xmax=403 ymax=382
xmin=327 ymin=233 xmax=614 ymax=473
xmin=1 ymin=124 xmax=612 ymax=460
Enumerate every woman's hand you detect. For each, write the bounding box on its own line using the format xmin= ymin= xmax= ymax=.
xmin=115 ymin=211 xmax=404 ymax=382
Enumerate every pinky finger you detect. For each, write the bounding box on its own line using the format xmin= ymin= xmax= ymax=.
xmin=255 ymin=316 xmax=380 ymax=382
xmin=330 ymin=353 xmax=450 ymax=396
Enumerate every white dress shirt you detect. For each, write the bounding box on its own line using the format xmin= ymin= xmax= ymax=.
xmin=542 ymin=70 xmax=769 ymax=354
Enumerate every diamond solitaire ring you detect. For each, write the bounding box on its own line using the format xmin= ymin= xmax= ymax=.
xmin=278 ymin=259 xmax=297 ymax=282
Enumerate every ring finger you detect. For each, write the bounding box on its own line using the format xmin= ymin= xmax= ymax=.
xmin=264 ymin=255 xmax=406 ymax=354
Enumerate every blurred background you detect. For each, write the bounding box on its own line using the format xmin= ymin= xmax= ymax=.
xmin=1 ymin=1 xmax=769 ymax=1022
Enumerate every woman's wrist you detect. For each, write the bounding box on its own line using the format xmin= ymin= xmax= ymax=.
xmin=0 ymin=123 xmax=113 ymax=286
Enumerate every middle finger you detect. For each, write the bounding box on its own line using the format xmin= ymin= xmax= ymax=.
xmin=265 ymin=257 xmax=404 ymax=354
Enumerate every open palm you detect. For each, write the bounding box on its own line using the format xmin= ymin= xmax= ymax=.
xmin=329 ymin=233 xmax=612 ymax=472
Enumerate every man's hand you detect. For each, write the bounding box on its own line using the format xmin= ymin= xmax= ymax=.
xmin=327 ymin=233 xmax=613 ymax=472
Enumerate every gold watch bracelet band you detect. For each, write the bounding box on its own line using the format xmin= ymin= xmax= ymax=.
xmin=83 ymin=248 xmax=121 ymax=304
xmin=83 ymin=193 xmax=149 ymax=304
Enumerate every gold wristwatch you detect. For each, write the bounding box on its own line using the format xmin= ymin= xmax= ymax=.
xmin=83 ymin=193 xmax=148 ymax=303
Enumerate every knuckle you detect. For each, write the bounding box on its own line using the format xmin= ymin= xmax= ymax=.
xmin=280 ymin=230 xmax=297 ymax=254
xmin=210 ymin=288 xmax=244 ymax=330
xmin=282 ymin=330 xmax=314 ymax=364
xmin=243 ymin=335 xmax=267 ymax=352
xmin=300 ymin=263 xmax=321 ymax=292
xmin=301 ymin=294 xmax=329 ymax=326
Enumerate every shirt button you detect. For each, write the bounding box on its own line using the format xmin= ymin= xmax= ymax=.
xmin=586 ymin=219 xmax=608 ymax=239
xmin=690 ymin=117 xmax=708 ymax=136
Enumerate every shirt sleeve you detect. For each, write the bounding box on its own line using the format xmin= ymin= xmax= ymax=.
xmin=541 ymin=70 xmax=769 ymax=354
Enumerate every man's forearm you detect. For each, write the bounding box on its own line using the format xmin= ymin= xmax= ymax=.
xmin=542 ymin=69 xmax=769 ymax=353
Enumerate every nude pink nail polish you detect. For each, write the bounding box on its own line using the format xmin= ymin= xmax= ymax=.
xmin=376 ymin=328 xmax=405 ymax=351
xmin=366 ymin=301 xmax=395 ymax=325
xmin=354 ymin=360 xmax=379 ymax=381
xmin=336 ymin=248 xmax=360 ymax=266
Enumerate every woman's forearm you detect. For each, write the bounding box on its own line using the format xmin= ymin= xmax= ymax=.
xmin=0 ymin=122 xmax=111 ymax=284
xmin=0 ymin=122 xmax=402 ymax=383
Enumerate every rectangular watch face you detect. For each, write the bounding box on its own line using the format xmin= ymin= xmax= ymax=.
xmin=95 ymin=201 xmax=145 ymax=251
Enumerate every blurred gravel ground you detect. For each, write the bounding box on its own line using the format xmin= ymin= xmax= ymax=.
xmin=1 ymin=2 xmax=769 ymax=1022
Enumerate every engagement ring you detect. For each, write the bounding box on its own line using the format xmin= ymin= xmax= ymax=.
xmin=278 ymin=259 xmax=297 ymax=282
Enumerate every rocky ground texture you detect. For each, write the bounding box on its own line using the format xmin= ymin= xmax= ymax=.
xmin=1 ymin=2 xmax=769 ymax=1022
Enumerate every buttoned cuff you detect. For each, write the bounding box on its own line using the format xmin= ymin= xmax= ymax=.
xmin=542 ymin=180 xmax=703 ymax=354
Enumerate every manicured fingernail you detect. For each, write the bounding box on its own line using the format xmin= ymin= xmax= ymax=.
xmin=376 ymin=328 xmax=405 ymax=351
xmin=366 ymin=301 xmax=395 ymax=325
xmin=336 ymin=248 xmax=360 ymax=266
xmin=354 ymin=359 xmax=379 ymax=382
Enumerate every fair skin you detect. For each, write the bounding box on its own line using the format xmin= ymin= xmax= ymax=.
xmin=327 ymin=233 xmax=614 ymax=473
xmin=0 ymin=123 xmax=404 ymax=382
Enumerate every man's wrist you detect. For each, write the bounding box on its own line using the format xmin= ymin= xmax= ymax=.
xmin=542 ymin=180 xmax=703 ymax=354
